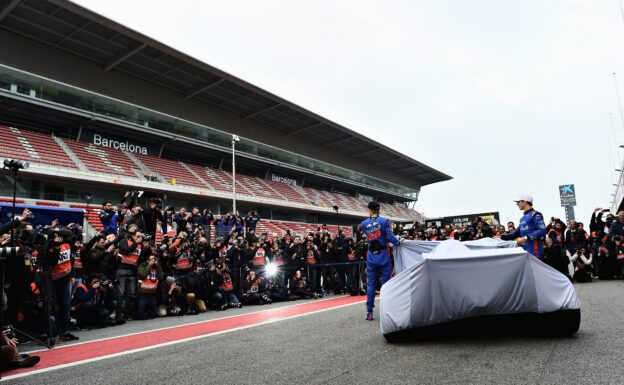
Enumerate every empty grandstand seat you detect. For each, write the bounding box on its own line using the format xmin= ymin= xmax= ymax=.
xmin=70 ymin=204 xmax=104 ymax=231
xmin=135 ymin=154 xmax=205 ymax=188
xmin=61 ymin=138 xmax=138 ymax=177
xmin=0 ymin=126 xmax=78 ymax=169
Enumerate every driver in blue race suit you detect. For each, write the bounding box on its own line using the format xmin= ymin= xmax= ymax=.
xmin=360 ymin=201 xmax=400 ymax=321
xmin=501 ymin=194 xmax=547 ymax=260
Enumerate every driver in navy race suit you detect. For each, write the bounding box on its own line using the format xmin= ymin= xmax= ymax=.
xmin=500 ymin=194 xmax=548 ymax=260
xmin=360 ymin=201 xmax=401 ymax=321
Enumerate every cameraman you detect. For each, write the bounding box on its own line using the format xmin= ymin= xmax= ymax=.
xmin=245 ymin=211 xmax=260 ymax=232
xmin=142 ymin=198 xmax=164 ymax=237
xmin=169 ymin=231 xmax=194 ymax=278
xmin=43 ymin=227 xmax=79 ymax=341
xmin=70 ymin=275 xmax=114 ymax=328
xmin=136 ymin=255 xmax=163 ymax=319
xmin=115 ymin=230 xmax=144 ymax=322
xmin=99 ymin=201 xmax=119 ymax=235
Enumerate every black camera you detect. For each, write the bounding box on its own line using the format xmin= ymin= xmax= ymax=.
xmin=142 ymin=234 xmax=152 ymax=242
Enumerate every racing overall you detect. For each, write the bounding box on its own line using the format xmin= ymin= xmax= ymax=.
xmin=501 ymin=208 xmax=547 ymax=259
xmin=360 ymin=215 xmax=398 ymax=312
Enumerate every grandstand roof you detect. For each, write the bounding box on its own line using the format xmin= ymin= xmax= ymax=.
xmin=0 ymin=0 xmax=451 ymax=187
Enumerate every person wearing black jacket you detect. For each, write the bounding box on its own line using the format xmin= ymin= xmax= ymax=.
xmin=42 ymin=227 xmax=78 ymax=341
xmin=543 ymin=237 xmax=572 ymax=280
xmin=70 ymin=276 xmax=114 ymax=328
xmin=141 ymin=199 xmax=164 ymax=237
xmin=564 ymin=221 xmax=580 ymax=254
xmin=115 ymin=231 xmax=144 ymax=321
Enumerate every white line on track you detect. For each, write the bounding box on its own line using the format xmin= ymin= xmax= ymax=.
xmin=1 ymin=297 xmax=366 ymax=382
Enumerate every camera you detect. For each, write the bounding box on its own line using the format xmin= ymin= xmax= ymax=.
xmin=142 ymin=234 xmax=152 ymax=242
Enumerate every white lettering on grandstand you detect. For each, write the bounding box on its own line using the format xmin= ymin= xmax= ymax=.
xmin=271 ymin=173 xmax=297 ymax=186
xmin=93 ymin=134 xmax=148 ymax=155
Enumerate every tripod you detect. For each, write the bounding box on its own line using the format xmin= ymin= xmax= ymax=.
xmin=0 ymin=163 xmax=55 ymax=352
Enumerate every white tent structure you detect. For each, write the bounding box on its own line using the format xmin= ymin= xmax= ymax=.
xmin=381 ymin=239 xmax=581 ymax=342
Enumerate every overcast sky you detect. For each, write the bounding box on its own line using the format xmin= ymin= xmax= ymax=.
xmin=75 ymin=0 xmax=624 ymax=225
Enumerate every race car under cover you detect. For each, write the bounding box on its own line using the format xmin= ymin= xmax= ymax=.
xmin=381 ymin=239 xmax=581 ymax=342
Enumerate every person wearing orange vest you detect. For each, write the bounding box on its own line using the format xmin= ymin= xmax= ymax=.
xmin=303 ymin=239 xmax=321 ymax=295
xmin=219 ymin=265 xmax=242 ymax=308
xmin=250 ymin=243 xmax=267 ymax=271
xmin=241 ymin=270 xmax=271 ymax=305
xmin=70 ymin=276 xmax=112 ymax=328
xmin=136 ymin=255 xmax=164 ymax=319
xmin=115 ymin=231 xmax=144 ymax=322
xmin=169 ymin=231 xmax=195 ymax=277
xmin=44 ymin=228 xmax=79 ymax=341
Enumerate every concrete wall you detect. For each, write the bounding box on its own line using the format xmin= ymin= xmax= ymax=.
xmin=0 ymin=29 xmax=420 ymax=191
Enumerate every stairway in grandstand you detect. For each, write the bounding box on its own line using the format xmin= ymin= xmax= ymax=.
xmin=0 ymin=126 xmax=422 ymax=221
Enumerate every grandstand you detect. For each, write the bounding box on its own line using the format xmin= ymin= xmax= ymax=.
xmin=0 ymin=0 xmax=450 ymax=233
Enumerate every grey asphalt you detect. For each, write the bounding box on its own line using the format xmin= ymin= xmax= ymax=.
xmin=7 ymin=281 xmax=624 ymax=385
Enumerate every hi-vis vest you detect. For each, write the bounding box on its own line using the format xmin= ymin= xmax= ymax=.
xmin=120 ymin=241 xmax=142 ymax=266
xmin=166 ymin=224 xmax=176 ymax=237
xmin=252 ymin=248 xmax=266 ymax=267
xmin=220 ymin=272 xmax=234 ymax=292
xmin=174 ymin=250 xmax=193 ymax=270
xmin=140 ymin=268 xmax=159 ymax=292
xmin=247 ymin=278 xmax=259 ymax=293
xmin=305 ymin=249 xmax=317 ymax=264
xmin=51 ymin=243 xmax=72 ymax=280
xmin=74 ymin=251 xmax=83 ymax=270
xmin=218 ymin=246 xmax=228 ymax=264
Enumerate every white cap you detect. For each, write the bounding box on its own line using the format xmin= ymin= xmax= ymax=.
xmin=514 ymin=194 xmax=533 ymax=203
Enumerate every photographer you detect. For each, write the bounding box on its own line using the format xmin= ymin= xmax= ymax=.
xmin=136 ymin=254 xmax=164 ymax=319
xmin=43 ymin=227 xmax=79 ymax=341
xmin=570 ymin=246 xmax=593 ymax=283
xmin=289 ymin=269 xmax=315 ymax=299
xmin=99 ymin=201 xmax=119 ymax=235
xmin=174 ymin=207 xmax=191 ymax=236
xmin=303 ymin=237 xmax=321 ymax=296
xmin=562 ymin=220 xmax=580 ymax=253
xmin=70 ymin=275 xmax=114 ymax=328
xmin=1 ymin=327 xmax=40 ymax=369
xmin=219 ymin=264 xmax=242 ymax=308
xmin=141 ymin=198 xmax=164 ymax=237
xmin=115 ymin=230 xmax=144 ymax=322
xmin=543 ymin=237 xmax=572 ymax=280
xmin=241 ymin=270 xmax=271 ymax=305
xmin=169 ymin=231 xmax=194 ymax=278
xmin=245 ymin=211 xmax=260 ymax=232
xmin=201 ymin=209 xmax=214 ymax=238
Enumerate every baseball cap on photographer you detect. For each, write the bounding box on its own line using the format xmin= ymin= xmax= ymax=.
xmin=514 ymin=194 xmax=533 ymax=203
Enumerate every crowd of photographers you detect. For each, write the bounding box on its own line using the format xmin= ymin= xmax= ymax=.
xmin=3 ymin=191 xmax=624 ymax=369
xmin=1 ymin=191 xmax=369 ymax=356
